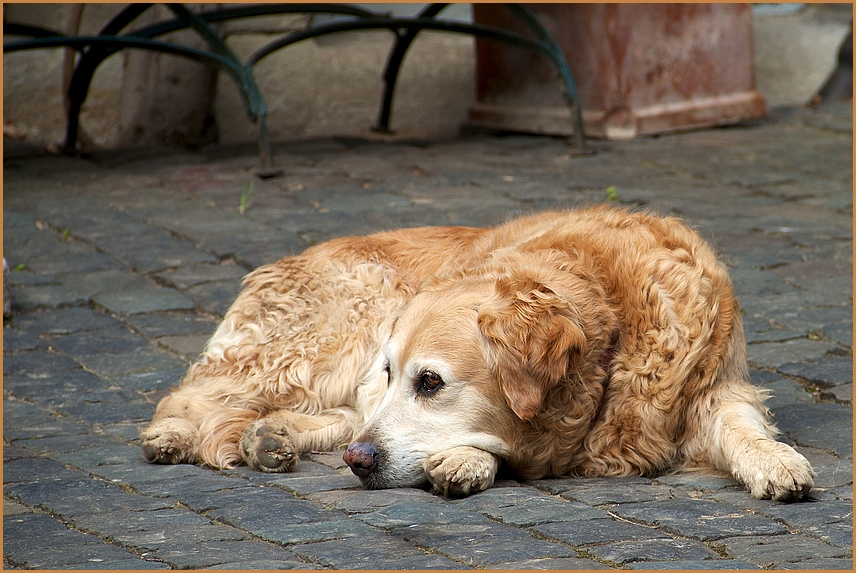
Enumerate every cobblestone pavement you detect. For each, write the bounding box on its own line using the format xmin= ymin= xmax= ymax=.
xmin=3 ymin=102 xmax=853 ymax=570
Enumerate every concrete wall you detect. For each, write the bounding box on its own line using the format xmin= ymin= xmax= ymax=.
xmin=3 ymin=3 xmax=850 ymax=151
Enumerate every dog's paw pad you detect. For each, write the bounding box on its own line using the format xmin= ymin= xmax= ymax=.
xmin=241 ymin=422 xmax=297 ymax=472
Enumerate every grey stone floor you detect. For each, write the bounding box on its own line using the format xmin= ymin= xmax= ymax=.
xmin=3 ymin=102 xmax=853 ymax=570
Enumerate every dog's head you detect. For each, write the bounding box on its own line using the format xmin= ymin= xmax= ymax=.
xmin=344 ymin=250 xmax=615 ymax=489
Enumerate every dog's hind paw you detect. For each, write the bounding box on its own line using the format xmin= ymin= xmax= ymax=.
xmin=425 ymin=446 xmax=499 ymax=497
xmin=240 ymin=419 xmax=298 ymax=472
xmin=140 ymin=419 xmax=199 ymax=465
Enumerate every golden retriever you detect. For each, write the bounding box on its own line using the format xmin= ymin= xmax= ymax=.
xmin=141 ymin=207 xmax=814 ymax=500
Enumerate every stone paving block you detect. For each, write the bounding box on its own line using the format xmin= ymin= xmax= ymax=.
xmin=747 ymin=337 xmax=839 ymax=369
xmin=7 ymin=282 xmax=89 ymax=310
xmin=2 ymin=326 xmax=47 ymax=352
xmin=778 ymin=355 xmax=853 ymax=388
xmin=261 ymin=471 xmax=363 ymax=496
xmin=753 ymin=376 xmax=815 ymax=409
xmin=3 ymin=401 xmax=91 ymax=441
xmin=288 ymin=532 xmax=462 ymax=569
xmin=186 ymin=280 xmax=243 ymax=316
xmin=107 ymin=366 xmax=188 ymax=392
xmin=3 ymin=348 xmax=81 ymax=377
xmin=72 ymin=509 xmax=251 ymax=551
xmin=202 ymin=560 xmax=320 ymax=570
xmin=94 ymin=286 xmax=196 ymax=315
xmin=492 ymin=557 xmax=611 ymax=570
xmin=610 ymin=498 xmax=787 ymax=541
xmin=45 ymin=324 xmax=151 ymax=355
xmin=8 ymin=432 xmax=122 ymax=456
xmin=774 ymin=557 xmax=853 ymax=570
xmin=532 ymin=517 xmax=669 ymax=547
xmin=90 ymin=458 xmax=213 ymax=486
xmin=74 ymin=349 xmax=188 ymax=378
xmin=652 ymin=472 xmax=742 ymax=493
xmin=11 ymin=235 xmax=124 ymax=276
xmin=559 ymin=480 xmax=686 ymax=505
xmin=3 ymin=368 xmax=111 ymax=407
xmin=355 ymin=500 xmax=491 ymax=529
xmin=253 ymin=518 xmax=378 ymax=546
xmin=527 ymin=475 xmax=652 ymax=495
xmin=755 ymin=499 xmax=853 ymax=533
xmin=62 ymin=559 xmax=172 ymax=569
xmin=481 ymin=494 xmax=609 ymax=525
xmin=390 ymin=521 xmax=577 ymax=566
xmin=97 ymin=230 xmax=220 ymax=274
xmin=771 ymin=402 xmax=853 ymax=458
xmin=451 ymin=483 xmax=559 ymax=513
xmin=154 ymin=333 xmax=210 ymax=360
xmin=127 ymin=473 xmax=252 ymax=499
xmin=3 ymin=514 xmax=146 ymax=569
xmin=205 ymin=488 xmax=343 ymax=530
xmin=124 ymin=310 xmax=219 ymax=339
xmin=626 ymin=559 xmax=761 ymax=569
xmin=307 ymin=486 xmax=444 ymax=514
xmin=55 ymin=388 xmax=156 ymax=425
xmin=10 ymin=305 xmax=122 ymax=334
xmin=586 ymin=538 xmax=719 ymax=566
xmin=719 ymin=533 xmax=850 ymax=567
xmin=154 ymin=263 xmax=248 ymax=289
xmin=825 ymin=382 xmax=853 ymax=402
xmin=147 ymin=538 xmax=305 ymax=569
xmin=6 ymin=475 xmax=174 ymax=518
xmin=3 ymin=456 xmax=85 ymax=484
xmin=54 ymin=444 xmax=154 ymax=471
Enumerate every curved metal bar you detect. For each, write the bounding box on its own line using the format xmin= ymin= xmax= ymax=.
xmin=97 ymin=3 xmax=154 ymax=35
xmin=3 ymin=36 xmax=244 ymax=76
xmin=123 ymin=4 xmax=386 ymax=43
xmin=247 ymin=13 xmax=585 ymax=147
xmin=506 ymin=4 xmax=585 ymax=147
xmin=375 ymin=3 xmax=449 ymax=133
xmin=3 ymin=23 xmax=66 ymax=38
xmin=249 ymin=18 xmax=563 ymax=68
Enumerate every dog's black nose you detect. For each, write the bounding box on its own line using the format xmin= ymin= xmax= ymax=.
xmin=343 ymin=442 xmax=379 ymax=478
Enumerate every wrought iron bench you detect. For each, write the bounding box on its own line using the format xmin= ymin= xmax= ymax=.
xmin=4 ymin=3 xmax=585 ymax=175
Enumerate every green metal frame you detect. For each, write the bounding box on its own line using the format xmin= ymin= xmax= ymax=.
xmin=4 ymin=3 xmax=585 ymax=173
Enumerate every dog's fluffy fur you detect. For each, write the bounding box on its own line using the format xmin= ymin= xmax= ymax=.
xmin=141 ymin=207 xmax=814 ymax=500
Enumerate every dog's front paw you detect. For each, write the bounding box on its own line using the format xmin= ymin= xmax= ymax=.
xmin=742 ymin=441 xmax=815 ymax=501
xmin=240 ymin=419 xmax=298 ymax=472
xmin=140 ymin=418 xmax=200 ymax=465
xmin=425 ymin=446 xmax=499 ymax=497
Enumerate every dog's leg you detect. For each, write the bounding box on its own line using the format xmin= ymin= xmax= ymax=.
xmin=424 ymin=446 xmax=500 ymax=496
xmin=240 ymin=409 xmax=360 ymax=472
xmin=685 ymin=382 xmax=814 ymax=501
xmin=141 ymin=384 xmax=259 ymax=469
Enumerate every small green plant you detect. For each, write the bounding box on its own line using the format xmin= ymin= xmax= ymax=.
xmin=239 ymin=181 xmax=255 ymax=214
xmin=13 ymin=263 xmax=26 ymax=271
xmin=605 ymin=186 xmax=619 ymax=203
xmin=61 ymin=228 xmax=71 ymax=242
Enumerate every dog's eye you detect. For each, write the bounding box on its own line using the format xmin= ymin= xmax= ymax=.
xmin=416 ymin=370 xmax=444 ymax=396
xmin=383 ymin=362 xmax=391 ymax=384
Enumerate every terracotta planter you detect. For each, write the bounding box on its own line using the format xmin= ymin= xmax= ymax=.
xmin=470 ymin=3 xmax=766 ymax=139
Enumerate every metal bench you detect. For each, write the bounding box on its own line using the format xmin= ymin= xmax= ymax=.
xmin=4 ymin=3 xmax=585 ymax=175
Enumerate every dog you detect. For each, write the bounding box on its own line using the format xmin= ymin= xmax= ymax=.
xmin=141 ymin=207 xmax=814 ymax=501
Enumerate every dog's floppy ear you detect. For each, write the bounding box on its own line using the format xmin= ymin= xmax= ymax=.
xmin=477 ymin=273 xmax=587 ymax=421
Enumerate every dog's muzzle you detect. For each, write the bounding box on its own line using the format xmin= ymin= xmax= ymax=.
xmin=343 ymin=442 xmax=380 ymax=479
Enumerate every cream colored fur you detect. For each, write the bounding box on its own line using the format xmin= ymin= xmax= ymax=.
xmin=141 ymin=207 xmax=814 ymax=500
